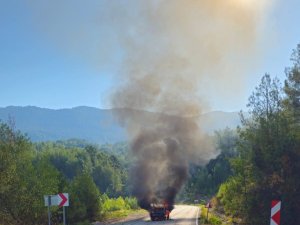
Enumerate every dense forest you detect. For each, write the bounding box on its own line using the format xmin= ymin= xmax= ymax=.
xmin=0 ymin=130 xmax=137 ymax=225
xmin=1 ymin=44 xmax=299 ymax=225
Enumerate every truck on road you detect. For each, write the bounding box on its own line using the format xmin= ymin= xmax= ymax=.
xmin=149 ymin=203 xmax=171 ymax=221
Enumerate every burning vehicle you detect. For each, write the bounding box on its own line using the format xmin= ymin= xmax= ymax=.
xmin=149 ymin=202 xmax=172 ymax=221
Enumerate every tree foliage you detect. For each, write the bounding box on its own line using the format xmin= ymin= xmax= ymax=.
xmin=284 ymin=43 xmax=300 ymax=123
xmin=216 ymin=44 xmax=300 ymax=224
xmin=0 ymin=123 xmax=60 ymax=225
xmin=0 ymin=125 xmax=137 ymax=225
xmin=68 ymin=173 xmax=102 ymax=223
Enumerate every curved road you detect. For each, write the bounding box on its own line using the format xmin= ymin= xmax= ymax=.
xmin=115 ymin=205 xmax=200 ymax=225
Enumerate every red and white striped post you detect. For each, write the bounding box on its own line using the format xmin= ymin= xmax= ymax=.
xmin=270 ymin=200 xmax=281 ymax=225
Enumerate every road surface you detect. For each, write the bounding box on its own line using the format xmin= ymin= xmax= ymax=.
xmin=114 ymin=205 xmax=200 ymax=225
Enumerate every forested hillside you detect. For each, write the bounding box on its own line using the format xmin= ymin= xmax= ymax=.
xmin=0 ymin=125 xmax=137 ymax=225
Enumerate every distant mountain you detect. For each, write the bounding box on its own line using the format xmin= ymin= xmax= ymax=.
xmin=0 ymin=106 xmax=241 ymax=143
xmin=0 ymin=106 xmax=127 ymax=143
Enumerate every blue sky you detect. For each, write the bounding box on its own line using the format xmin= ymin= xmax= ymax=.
xmin=0 ymin=0 xmax=299 ymax=112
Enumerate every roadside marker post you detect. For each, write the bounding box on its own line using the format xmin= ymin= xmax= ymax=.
xmin=45 ymin=195 xmax=57 ymax=225
xmin=63 ymin=206 xmax=66 ymax=225
xmin=270 ymin=200 xmax=281 ymax=225
xmin=47 ymin=196 xmax=51 ymax=225
xmin=205 ymin=202 xmax=212 ymax=221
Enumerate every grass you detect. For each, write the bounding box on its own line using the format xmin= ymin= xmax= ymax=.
xmin=102 ymin=210 xmax=130 ymax=219
xmin=199 ymin=205 xmax=223 ymax=225
xmin=199 ymin=205 xmax=242 ymax=225
xmin=101 ymin=209 xmax=147 ymax=221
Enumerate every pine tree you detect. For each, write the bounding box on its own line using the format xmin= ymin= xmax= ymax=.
xmin=284 ymin=43 xmax=300 ymax=124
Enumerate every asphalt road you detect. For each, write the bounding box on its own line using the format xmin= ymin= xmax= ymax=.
xmin=115 ymin=205 xmax=200 ymax=225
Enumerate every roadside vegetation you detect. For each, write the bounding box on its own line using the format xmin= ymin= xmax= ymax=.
xmin=199 ymin=199 xmax=239 ymax=225
xmin=199 ymin=205 xmax=222 ymax=225
xmin=0 ymin=125 xmax=138 ymax=225
xmin=190 ymin=44 xmax=300 ymax=224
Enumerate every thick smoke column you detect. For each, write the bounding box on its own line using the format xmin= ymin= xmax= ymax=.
xmin=121 ymin=113 xmax=214 ymax=209
xmin=110 ymin=0 xmax=271 ymax=209
xmin=26 ymin=0 xmax=272 ymax=210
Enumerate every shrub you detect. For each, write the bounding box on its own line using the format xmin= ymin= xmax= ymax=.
xmin=125 ymin=197 xmax=139 ymax=210
xmin=102 ymin=196 xmax=126 ymax=211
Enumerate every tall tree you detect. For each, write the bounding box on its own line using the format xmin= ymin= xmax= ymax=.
xmin=280 ymin=44 xmax=300 ymax=224
xmin=68 ymin=173 xmax=102 ymax=223
xmin=223 ymin=74 xmax=287 ymax=224
xmin=284 ymin=43 xmax=300 ymax=124
xmin=0 ymin=123 xmax=61 ymax=225
xmin=218 ymin=71 xmax=300 ymax=224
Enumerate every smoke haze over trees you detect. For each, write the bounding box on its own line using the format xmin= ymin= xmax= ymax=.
xmin=1 ymin=41 xmax=299 ymax=224
xmin=23 ymin=1 xmax=299 ymax=216
xmin=1 ymin=0 xmax=300 ymax=223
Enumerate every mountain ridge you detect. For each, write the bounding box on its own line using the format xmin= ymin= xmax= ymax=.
xmin=0 ymin=106 xmax=241 ymax=143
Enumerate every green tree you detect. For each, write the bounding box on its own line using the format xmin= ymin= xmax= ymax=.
xmin=69 ymin=173 xmax=102 ymax=223
xmin=280 ymin=44 xmax=300 ymax=224
xmin=0 ymin=122 xmax=61 ymax=225
xmin=238 ymin=74 xmax=287 ymax=224
xmin=217 ymin=176 xmax=244 ymax=217
xmin=284 ymin=43 xmax=300 ymax=124
xmin=217 ymin=73 xmax=300 ymax=224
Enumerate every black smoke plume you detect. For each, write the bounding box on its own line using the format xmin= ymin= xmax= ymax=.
xmin=114 ymin=111 xmax=214 ymax=210
xmin=107 ymin=0 xmax=270 ymax=210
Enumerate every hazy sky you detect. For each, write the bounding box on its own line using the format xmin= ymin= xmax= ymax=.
xmin=0 ymin=0 xmax=299 ymax=112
